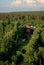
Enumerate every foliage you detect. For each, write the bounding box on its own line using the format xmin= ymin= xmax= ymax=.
xmin=0 ymin=12 xmax=44 ymax=65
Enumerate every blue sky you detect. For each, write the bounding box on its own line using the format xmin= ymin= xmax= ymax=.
xmin=0 ymin=0 xmax=44 ymax=12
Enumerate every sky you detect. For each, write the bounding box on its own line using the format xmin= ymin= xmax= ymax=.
xmin=0 ymin=0 xmax=44 ymax=12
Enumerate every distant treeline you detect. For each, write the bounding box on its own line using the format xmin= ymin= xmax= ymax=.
xmin=0 ymin=11 xmax=44 ymax=21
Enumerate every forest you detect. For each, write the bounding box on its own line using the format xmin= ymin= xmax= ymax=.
xmin=0 ymin=11 xmax=44 ymax=65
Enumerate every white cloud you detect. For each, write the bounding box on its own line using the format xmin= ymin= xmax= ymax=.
xmin=10 ymin=0 xmax=44 ymax=7
xmin=11 ymin=0 xmax=22 ymax=6
xmin=37 ymin=0 xmax=44 ymax=3
xmin=36 ymin=0 xmax=44 ymax=7
xmin=25 ymin=0 xmax=35 ymax=4
xmin=25 ymin=0 xmax=36 ymax=6
xmin=11 ymin=0 xmax=36 ymax=7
